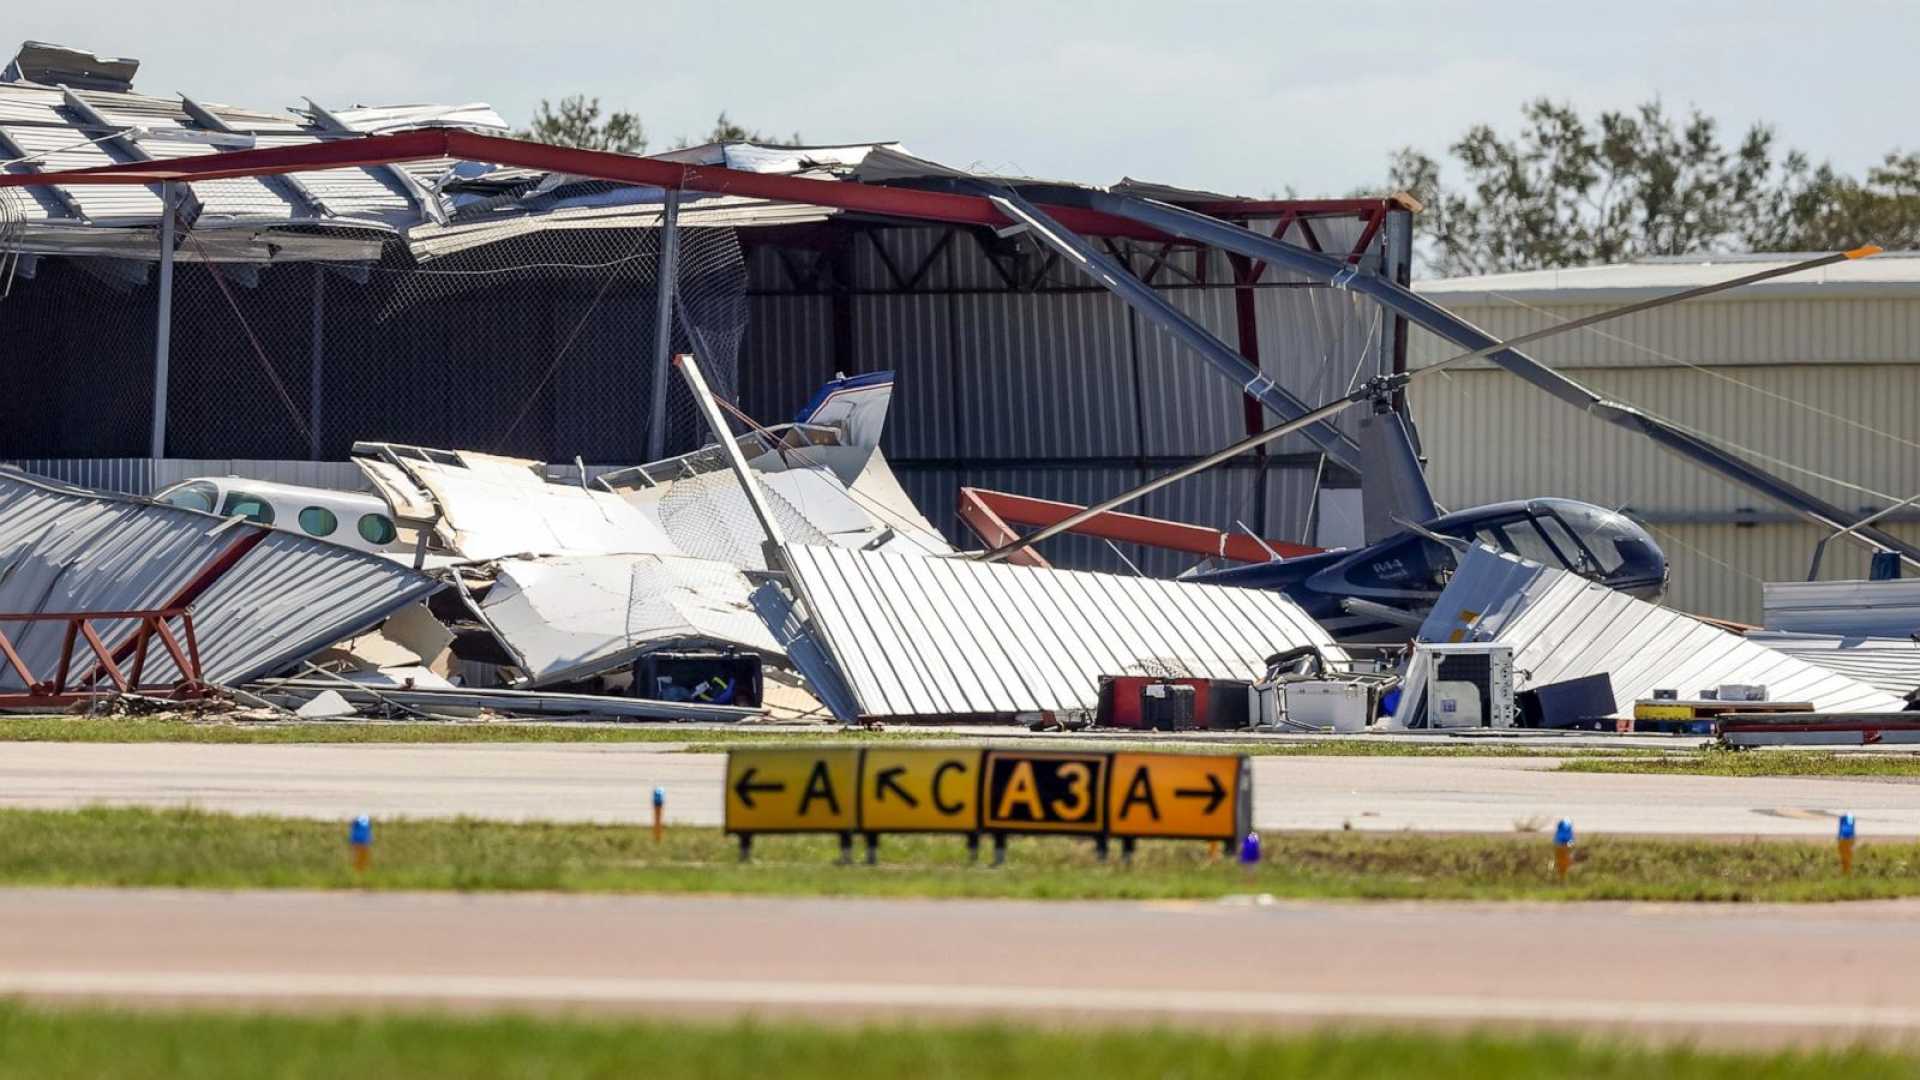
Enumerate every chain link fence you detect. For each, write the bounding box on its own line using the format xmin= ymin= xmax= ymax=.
xmin=0 ymin=207 xmax=749 ymax=467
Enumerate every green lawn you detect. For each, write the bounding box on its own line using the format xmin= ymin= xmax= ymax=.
xmin=0 ymin=806 xmax=1900 ymax=902
xmin=1560 ymin=750 xmax=1920 ymax=779
xmin=0 ymin=1005 xmax=1911 ymax=1079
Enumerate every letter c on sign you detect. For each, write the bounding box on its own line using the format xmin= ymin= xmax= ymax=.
xmin=932 ymin=761 xmax=965 ymax=815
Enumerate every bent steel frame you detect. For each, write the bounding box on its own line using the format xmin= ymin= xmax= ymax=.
xmin=0 ymin=607 xmax=207 ymax=708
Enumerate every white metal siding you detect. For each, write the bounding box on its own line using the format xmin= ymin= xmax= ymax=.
xmin=1409 ymin=297 xmax=1920 ymax=369
xmin=1410 ymin=363 xmax=1920 ymax=516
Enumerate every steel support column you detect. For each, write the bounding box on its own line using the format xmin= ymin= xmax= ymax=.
xmin=646 ymin=190 xmax=681 ymax=461
xmin=149 ymin=182 xmax=175 ymax=459
xmin=308 ymin=264 xmax=326 ymax=460
xmin=1227 ymin=252 xmax=1268 ymax=531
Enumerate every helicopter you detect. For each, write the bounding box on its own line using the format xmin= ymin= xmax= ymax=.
xmin=972 ymin=212 xmax=1911 ymax=640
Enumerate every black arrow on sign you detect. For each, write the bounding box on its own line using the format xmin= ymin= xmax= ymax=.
xmin=1173 ymin=773 xmax=1227 ymax=815
xmin=733 ymin=767 xmax=785 ymax=809
xmin=873 ymin=766 xmax=919 ymax=808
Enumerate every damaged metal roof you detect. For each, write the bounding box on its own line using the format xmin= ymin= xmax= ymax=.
xmin=777 ymin=543 xmax=1347 ymax=720
xmin=1418 ymin=546 xmax=1904 ymax=715
xmin=0 ymin=466 xmax=440 ymax=687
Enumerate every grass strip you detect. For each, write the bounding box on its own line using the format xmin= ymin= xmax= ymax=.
xmin=0 ymin=716 xmax=1658 ymax=756
xmin=0 ymin=806 xmax=1906 ymax=902
xmin=1560 ymin=750 xmax=1920 ymax=779
xmin=0 ymin=1004 xmax=1914 ymax=1079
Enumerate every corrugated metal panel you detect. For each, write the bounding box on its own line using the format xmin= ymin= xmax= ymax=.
xmin=1409 ymin=297 xmax=1920 ymax=370
xmin=6 ymin=459 xmax=370 ymax=497
xmin=0 ymin=122 xmax=162 ymax=223
xmin=858 ymin=294 xmax=957 ymax=459
xmin=1409 ymin=363 xmax=1920 ymax=517
xmin=1133 ymin=287 xmax=1243 ymax=457
xmin=782 ymin=542 xmax=1347 ymax=720
xmin=78 ymin=94 xmax=290 ymax=221
xmin=1762 ymin=578 xmax=1920 ymax=637
xmin=1746 ymin=633 xmax=1920 ymax=696
xmin=741 ymin=295 xmax=833 ymax=424
xmin=947 ymin=290 xmax=1138 ymax=460
xmin=1418 ymin=546 xmax=1904 ymax=716
xmin=1419 ymin=254 xmax=1920 ymax=305
xmin=178 ymin=529 xmax=440 ymax=684
xmin=0 ymin=467 xmax=438 ymax=689
xmin=250 ymin=133 xmax=410 ymax=222
xmin=1646 ymin=522 xmax=1920 ymax=626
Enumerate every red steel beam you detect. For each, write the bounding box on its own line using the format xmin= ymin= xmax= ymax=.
xmin=0 ymin=130 xmax=1168 ymax=239
xmin=956 ymin=489 xmax=1052 ymax=569
xmin=0 ymin=130 xmax=1412 ymax=244
xmin=959 ymin=488 xmax=1320 ymax=563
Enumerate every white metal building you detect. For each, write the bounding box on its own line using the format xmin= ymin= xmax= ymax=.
xmin=1409 ymin=254 xmax=1920 ymax=623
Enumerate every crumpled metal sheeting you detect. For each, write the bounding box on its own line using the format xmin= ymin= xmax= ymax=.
xmin=1420 ymin=546 xmax=1904 ymax=716
xmin=171 ymin=532 xmax=444 ymax=685
xmin=0 ymin=468 xmax=440 ymax=688
xmin=749 ymin=581 xmax=862 ymax=723
xmin=781 ymin=543 xmax=1347 ymax=720
xmin=481 ymin=554 xmax=785 ymax=688
xmin=1745 ymin=632 xmax=1920 ymax=697
xmin=354 ymin=447 xmax=678 ymax=561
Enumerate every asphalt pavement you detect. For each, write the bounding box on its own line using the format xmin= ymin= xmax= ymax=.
xmin=0 ymin=741 xmax=1914 ymax=836
xmin=6 ymin=887 xmax=1919 ymax=1044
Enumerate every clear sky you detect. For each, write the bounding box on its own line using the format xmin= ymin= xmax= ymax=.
xmin=12 ymin=1 xmax=1917 ymax=196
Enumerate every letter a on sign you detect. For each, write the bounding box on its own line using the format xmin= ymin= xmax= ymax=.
xmin=725 ymin=749 xmax=860 ymax=834
xmin=1106 ymin=753 xmax=1247 ymax=842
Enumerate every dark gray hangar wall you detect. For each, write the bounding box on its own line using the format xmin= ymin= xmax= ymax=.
xmin=737 ymin=216 xmax=1391 ymax=576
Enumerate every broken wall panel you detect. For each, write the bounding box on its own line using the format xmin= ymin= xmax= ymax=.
xmin=781 ymin=543 xmax=1347 ymax=720
xmin=1418 ymin=546 xmax=1903 ymax=716
xmin=0 ymin=467 xmax=440 ymax=689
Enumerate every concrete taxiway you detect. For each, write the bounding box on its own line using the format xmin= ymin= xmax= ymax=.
xmin=0 ymin=741 xmax=1915 ymax=835
xmin=7 ymin=887 xmax=1920 ymax=1044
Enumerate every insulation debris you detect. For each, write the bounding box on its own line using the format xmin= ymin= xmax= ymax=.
xmin=478 ymin=554 xmax=784 ymax=688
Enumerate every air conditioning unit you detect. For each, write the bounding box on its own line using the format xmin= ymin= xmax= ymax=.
xmin=1391 ymin=643 xmax=1516 ymax=729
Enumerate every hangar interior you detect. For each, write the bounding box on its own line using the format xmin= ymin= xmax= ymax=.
xmin=0 ymin=41 xmax=1413 ymax=578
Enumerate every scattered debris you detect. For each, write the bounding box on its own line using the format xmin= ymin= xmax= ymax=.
xmin=1404 ymin=546 xmax=1903 ymax=723
xmin=294 ymin=689 xmax=356 ymax=720
xmin=0 ymin=467 xmax=440 ymax=705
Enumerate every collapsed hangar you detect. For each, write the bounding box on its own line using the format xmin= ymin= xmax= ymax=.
xmin=0 ymin=41 xmax=1413 ymax=577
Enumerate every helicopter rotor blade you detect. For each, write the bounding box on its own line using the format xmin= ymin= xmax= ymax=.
xmin=977 ymin=246 xmax=1888 ymax=566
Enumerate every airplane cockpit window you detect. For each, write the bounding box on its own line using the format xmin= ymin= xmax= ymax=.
xmin=1498 ymin=520 xmax=1569 ymax=568
xmin=1547 ymin=502 xmax=1643 ymax=576
xmin=220 ymin=491 xmax=276 ymax=526
xmin=157 ymin=481 xmax=218 ymax=514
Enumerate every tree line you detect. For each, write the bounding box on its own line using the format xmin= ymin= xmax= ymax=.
xmin=515 ymin=95 xmax=801 ymax=156
xmin=1385 ymin=99 xmax=1920 ymax=276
